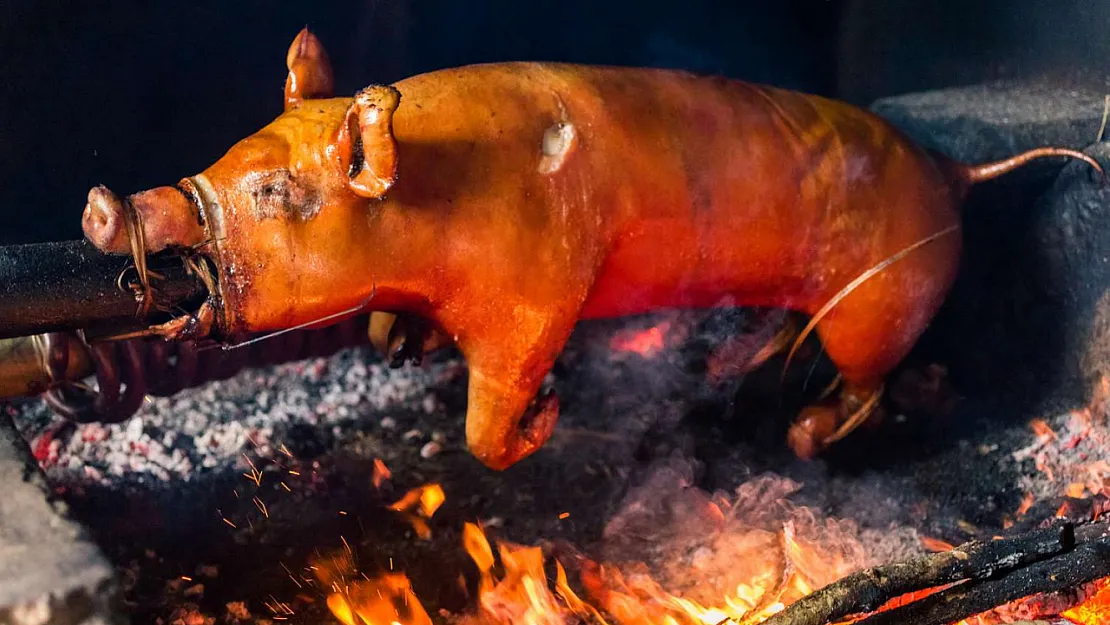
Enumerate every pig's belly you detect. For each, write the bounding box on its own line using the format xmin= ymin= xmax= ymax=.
xmin=577 ymin=215 xmax=817 ymax=320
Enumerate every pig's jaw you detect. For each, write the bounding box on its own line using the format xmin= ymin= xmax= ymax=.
xmin=186 ymin=172 xmax=229 ymax=335
xmin=189 ymin=174 xmax=226 ymax=245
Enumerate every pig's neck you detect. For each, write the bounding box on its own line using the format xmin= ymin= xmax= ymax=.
xmin=351 ymin=200 xmax=445 ymax=317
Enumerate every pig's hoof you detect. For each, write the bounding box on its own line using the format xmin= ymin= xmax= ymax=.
xmin=151 ymin=302 xmax=216 ymax=342
xmin=487 ymin=389 xmax=561 ymax=470
xmin=386 ymin=317 xmax=430 ymax=369
xmin=517 ymin=388 xmax=560 ymax=450
xmin=787 ymin=382 xmax=885 ymax=459
xmin=787 ymin=404 xmax=839 ymax=459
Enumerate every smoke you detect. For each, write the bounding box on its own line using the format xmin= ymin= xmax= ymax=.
xmin=593 ymin=454 xmax=925 ymax=608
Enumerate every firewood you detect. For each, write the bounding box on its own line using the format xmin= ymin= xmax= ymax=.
xmin=758 ymin=524 xmax=1073 ymax=625
xmin=857 ymin=536 xmax=1110 ymax=625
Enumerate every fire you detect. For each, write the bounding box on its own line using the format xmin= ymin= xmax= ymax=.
xmin=324 ymin=572 xmax=432 ymax=625
xmin=327 ymin=573 xmax=433 ymax=625
xmin=919 ymin=536 xmax=956 ymax=553
xmin=1030 ymin=418 xmax=1057 ymax=440
xmin=320 ymin=477 xmax=1110 ymax=625
xmin=314 ymin=529 xmax=435 ymax=625
xmin=1063 ymin=579 xmax=1110 ymax=625
xmin=578 ymin=561 xmax=798 ymax=625
xmin=460 ymin=522 xmax=582 ymax=625
xmin=389 ymin=483 xmax=447 ymax=540
xmin=324 ymin=476 xmax=857 ymax=625
xmin=609 ymin=322 xmax=671 ymax=357
xmin=389 ymin=483 xmax=446 ymax=518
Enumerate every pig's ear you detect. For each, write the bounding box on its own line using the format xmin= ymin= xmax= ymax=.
xmin=284 ymin=27 xmax=334 ymax=110
xmin=336 ymin=85 xmax=401 ymax=199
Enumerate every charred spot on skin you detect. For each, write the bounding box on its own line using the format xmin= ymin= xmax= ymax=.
xmin=517 ymin=388 xmax=559 ymax=446
xmin=245 ymin=169 xmax=320 ymax=221
xmin=538 ymin=121 xmax=577 ymax=174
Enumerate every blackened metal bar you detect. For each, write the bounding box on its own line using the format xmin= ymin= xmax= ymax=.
xmin=0 ymin=240 xmax=206 ymax=340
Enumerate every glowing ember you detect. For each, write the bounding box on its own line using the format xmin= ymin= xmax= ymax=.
xmin=919 ymin=536 xmax=956 ymax=553
xmin=372 ymin=458 xmax=392 ymax=489
xmin=1030 ymin=418 xmax=1057 ymax=440
xmin=609 ymin=322 xmax=671 ymax=357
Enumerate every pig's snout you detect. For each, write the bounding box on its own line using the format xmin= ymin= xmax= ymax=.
xmin=83 ymin=184 xmax=207 ymax=255
xmin=83 ymin=185 xmax=127 ymax=252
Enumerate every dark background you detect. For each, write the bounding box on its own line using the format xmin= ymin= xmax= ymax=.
xmin=2 ymin=0 xmax=1109 ymax=245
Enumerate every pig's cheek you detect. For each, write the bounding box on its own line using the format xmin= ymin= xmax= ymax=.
xmin=286 ymin=184 xmax=316 ymax=219
xmin=247 ymin=189 xmax=287 ymax=220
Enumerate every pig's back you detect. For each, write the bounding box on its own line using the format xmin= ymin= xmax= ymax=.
xmin=388 ymin=63 xmax=957 ymax=317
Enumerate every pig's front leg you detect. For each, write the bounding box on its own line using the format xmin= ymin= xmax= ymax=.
xmin=441 ymin=295 xmax=586 ymax=470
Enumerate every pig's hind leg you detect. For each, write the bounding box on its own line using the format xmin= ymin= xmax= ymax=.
xmin=784 ymin=255 xmax=956 ymax=459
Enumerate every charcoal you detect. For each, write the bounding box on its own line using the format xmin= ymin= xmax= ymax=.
xmin=0 ymin=413 xmax=123 ymax=625
xmin=869 ymin=80 xmax=1110 ymax=419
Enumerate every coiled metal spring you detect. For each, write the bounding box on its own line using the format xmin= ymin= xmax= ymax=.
xmin=41 ymin=315 xmax=372 ymax=424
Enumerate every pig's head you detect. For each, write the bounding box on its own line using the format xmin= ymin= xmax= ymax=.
xmin=82 ymin=29 xmax=564 ymax=472
xmin=82 ymin=28 xmax=408 ymax=339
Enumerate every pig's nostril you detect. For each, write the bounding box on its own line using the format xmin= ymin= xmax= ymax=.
xmin=83 ymin=185 xmax=124 ymax=251
xmin=83 ymin=202 xmax=108 ymax=228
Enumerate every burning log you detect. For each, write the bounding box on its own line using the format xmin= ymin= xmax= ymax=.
xmin=857 ymin=538 xmax=1110 ymax=625
xmin=763 ymin=523 xmax=1074 ymax=625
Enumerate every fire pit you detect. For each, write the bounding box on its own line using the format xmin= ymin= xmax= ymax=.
xmin=4 ymin=295 xmax=1110 ymax=625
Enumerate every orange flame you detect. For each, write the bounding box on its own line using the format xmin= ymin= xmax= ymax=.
xmin=455 ymin=520 xmax=818 ymax=625
xmin=327 ymin=573 xmax=433 ymax=625
xmin=389 ymin=483 xmax=447 ymax=540
xmin=320 ymin=482 xmax=1110 ymax=625
xmin=457 ymin=522 xmax=609 ymax=624
xmin=1030 ymin=418 xmax=1057 ymax=440
xmin=461 ymin=522 xmax=570 ymax=625
xmin=316 ymin=531 xmax=435 ymax=625
xmin=919 ymin=536 xmax=956 ymax=553
xmin=1063 ymin=579 xmax=1110 ymax=625
xmin=389 ymin=484 xmax=446 ymax=518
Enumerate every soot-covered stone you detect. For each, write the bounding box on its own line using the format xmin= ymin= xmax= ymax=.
xmin=0 ymin=413 xmax=123 ymax=625
xmin=872 ymin=77 xmax=1110 ymax=169
xmin=870 ymin=79 xmax=1110 ymax=419
xmin=1025 ymin=145 xmax=1110 ymax=404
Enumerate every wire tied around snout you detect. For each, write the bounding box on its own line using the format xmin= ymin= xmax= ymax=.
xmin=116 ymin=195 xmax=159 ymax=318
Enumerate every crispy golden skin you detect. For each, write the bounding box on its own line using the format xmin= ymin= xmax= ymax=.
xmin=81 ymin=29 xmax=1099 ymax=470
